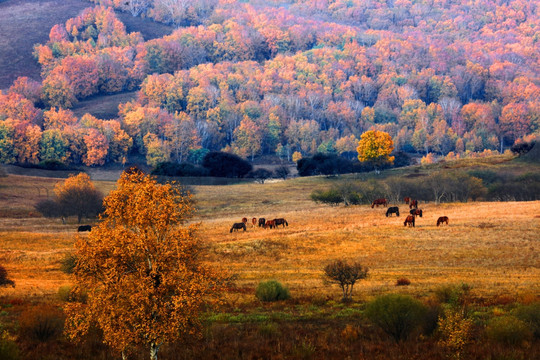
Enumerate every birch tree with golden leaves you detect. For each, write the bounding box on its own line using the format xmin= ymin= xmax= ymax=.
xmin=65 ymin=168 xmax=225 ymax=360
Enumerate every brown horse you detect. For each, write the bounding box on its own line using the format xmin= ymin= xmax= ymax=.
xmin=404 ymin=197 xmax=410 ymax=204
xmin=409 ymin=200 xmax=418 ymax=209
xmin=252 ymin=217 xmax=257 ymax=227
xmin=274 ymin=218 xmax=288 ymax=227
xmin=437 ymin=216 xmax=449 ymax=226
xmin=371 ymin=198 xmax=387 ymax=208
xmin=264 ymin=220 xmax=276 ymax=229
xmin=409 ymin=209 xmax=423 ymax=217
xmin=230 ymin=222 xmax=247 ymax=233
xmin=242 ymin=217 xmax=248 ymax=224
xmin=404 ymin=215 xmax=415 ymax=227
xmin=258 ymin=218 xmax=266 ymax=227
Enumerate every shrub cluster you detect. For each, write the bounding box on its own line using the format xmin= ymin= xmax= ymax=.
xmin=365 ymin=294 xmax=428 ymax=342
xmin=255 ymin=280 xmax=290 ymax=302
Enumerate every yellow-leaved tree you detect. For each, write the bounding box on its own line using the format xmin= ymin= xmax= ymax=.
xmin=356 ymin=130 xmax=395 ymax=171
xmin=65 ymin=168 xmax=226 ymax=360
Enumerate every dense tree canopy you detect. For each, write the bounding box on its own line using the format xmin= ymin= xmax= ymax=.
xmin=0 ymin=0 xmax=538 ymax=167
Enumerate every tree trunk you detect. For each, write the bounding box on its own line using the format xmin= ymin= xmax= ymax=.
xmin=150 ymin=342 xmax=160 ymax=360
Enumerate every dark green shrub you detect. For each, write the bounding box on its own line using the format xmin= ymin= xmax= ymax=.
xmin=202 ymin=151 xmax=252 ymax=178
xmin=36 ymin=160 xmax=70 ymax=170
xmin=151 ymin=162 xmax=209 ymax=177
xmin=512 ymin=303 xmax=540 ymax=339
xmin=365 ymin=294 xmax=428 ymax=342
xmin=310 ymin=189 xmax=344 ymax=206
xmin=485 ymin=316 xmax=532 ymax=346
xmin=255 ymin=280 xmax=290 ymax=302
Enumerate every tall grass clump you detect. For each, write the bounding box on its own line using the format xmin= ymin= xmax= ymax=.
xmin=365 ymin=294 xmax=427 ymax=342
xmin=255 ymin=280 xmax=290 ymax=302
xmin=18 ymin=305 xmax=64 ymax=343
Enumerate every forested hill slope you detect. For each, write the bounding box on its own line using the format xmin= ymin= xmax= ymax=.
xmin=0 ymin=0 xmax=537 ymax=169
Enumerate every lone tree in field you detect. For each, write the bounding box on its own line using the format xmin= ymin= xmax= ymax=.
xmin=357 ymin=130 xmax=395 ymax=171
xmin=323 ymin=260 xmax=368 ymax=302
xmin=65 ymin=168 xmax=225 ymax=360
xmin=53 ymin=173 xmax=103 ymax=223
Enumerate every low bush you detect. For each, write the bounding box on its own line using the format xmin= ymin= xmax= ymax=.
xmin=396 ymin=278 xmax=411 ymax=286
xmin=512 ymin=303 xmax=540 ymax=339
xmin=485 ymin=315 xmax=532 ymax=346
xmin=255 ymin=280 xmax=290 ymax=302
xmin=59 ymin=253 xmax=77 ymax=274
xmin=0 ymin=329 xmax=19 ymax=360
xmin=18 ymin=305 xmax=64 ymax=342
xmin=365 ymin=294 xmax=428 ymax=342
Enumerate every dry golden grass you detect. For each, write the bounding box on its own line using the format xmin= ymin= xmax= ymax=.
xmin=1 ymin=173 xmax=539 ymax=306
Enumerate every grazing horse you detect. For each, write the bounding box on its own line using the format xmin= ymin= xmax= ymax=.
xmin=409 ymin=209 xmax=423 ymax=217
xmin=258 ymin=218 xmax=266 ymax=227
xmin=437 ymin=216 xmax=449 ymax=226
xmin=252 ymin=217 xmax=257 ymax=227
xmin=264 ymin=220 xmax=276 ymax=229
xmin=409 ymin=200 xmax=418 ymax=209
xmin=77 ymin=225 xmax=92 ymax=232
xmin=403 ymin=197 xmax=410 ymax=204
xmin=274 ymin=218 xmax=288 ymax=227
xmin=371 ymin=198 xmax=387 ymax=208
xmin=242 ymin=217 xmax=248 ymax=224
xmin=386 ymin=207 xmax=400 ymax=217
xmin=404 ymin=215 xmax=415 ymax=227
xmin=230 ymin=222 xmax=247 ymax=233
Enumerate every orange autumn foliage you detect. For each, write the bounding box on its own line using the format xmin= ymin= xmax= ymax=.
xmin=65 ymin=169 xmax=226 ymax=358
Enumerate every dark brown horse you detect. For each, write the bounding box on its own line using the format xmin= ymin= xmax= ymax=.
xmin=409 ymin=200 xmax=418 ymax=209
xmin=77 ymin=225 xmax=92 ymax=232
xmin=404 ymin=215 xmax=415 ymax=227
xmin=409 ymin=209 xmax=423 ymax=217
xmin=230 ymin=222 xmax=247 ymax=233
xmin=273 ymin=218 xmax=288 ymax=227
xmin=258 ymin=218 xmax=266 ymax=227
xmin=264 ymin=220 xmax=276 ymax=229
xmin=386 ymin=207 xmax=399 ymax=217
xmin=404 ymin=197 xmax=410 ymax=204
xmin=371 ymin=198 xmax=387 ymax=208
xmin=242 ymin=217 xmax=248 ymax=224
xmin=437 ymin=216 xmax=449 ymax=226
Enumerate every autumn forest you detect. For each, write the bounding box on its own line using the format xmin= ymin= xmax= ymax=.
xmin=0 ymin=0 xmax=538 ymax=168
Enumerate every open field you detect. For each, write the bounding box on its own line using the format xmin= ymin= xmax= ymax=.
xmin=1 ymin=159 xmax=539 ymax=358
xmin=1 ymin=171 xmax=539 ymax=303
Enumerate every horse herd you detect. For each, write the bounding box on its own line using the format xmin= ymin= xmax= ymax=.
xmin=230 ymin=217 xmax=289 ymax=233
xmin=373 ymin=197 xmax=449 ymax=228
